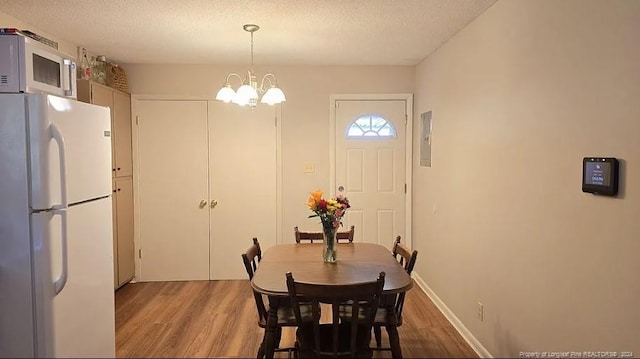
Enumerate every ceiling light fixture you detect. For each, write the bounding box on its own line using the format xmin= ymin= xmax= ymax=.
xmin=215 ymin=24 xmax=286 ymax=107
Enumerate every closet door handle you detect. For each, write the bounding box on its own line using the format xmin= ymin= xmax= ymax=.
xmin=210 ymin=200 xmax=218 ymax=209
xmin=199 ymin=200 xmax=207 ymax=209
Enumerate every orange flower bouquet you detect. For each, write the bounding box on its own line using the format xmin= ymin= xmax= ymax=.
xmin=307 ymin=189 xmax=350 ymax=262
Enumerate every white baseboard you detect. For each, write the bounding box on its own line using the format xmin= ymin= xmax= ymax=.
xmin=411 ymin=273 xmax=493 ymax=358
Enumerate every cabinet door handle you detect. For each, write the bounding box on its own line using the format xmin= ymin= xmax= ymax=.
xmin=210 ymin=200 xmax=218 ymax=209
xmin=199 ymin=200 xmax=207 ymax=209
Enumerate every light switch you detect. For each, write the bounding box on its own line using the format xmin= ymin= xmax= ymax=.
xmin=303 ymin=163 xmax=315 ymax=173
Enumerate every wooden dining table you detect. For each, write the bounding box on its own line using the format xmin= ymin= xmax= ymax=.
xmin=251 ymin=242 xmax=413 ymax=358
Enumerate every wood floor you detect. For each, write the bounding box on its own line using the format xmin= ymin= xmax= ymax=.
xmin=115 ymin=280 xmax=478 ymax=358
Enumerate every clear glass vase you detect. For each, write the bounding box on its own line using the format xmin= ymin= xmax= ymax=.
xmin=322 ymin=227 xmax=338 ymax=263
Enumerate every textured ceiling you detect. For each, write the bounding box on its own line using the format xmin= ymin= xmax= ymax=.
xmin=0 ymin=0 xmax=497 ymax=66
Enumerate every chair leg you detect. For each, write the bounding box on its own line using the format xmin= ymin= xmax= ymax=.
xmin=374 ymin=325 xmax=382 ymax=348
xmin=293 ymin=341 xmax=299 ymax=359
xmin=257 ymin=341 xmax=265 ymax=359
xmin=285 ymin=338 xmax=296 ymax=359
xmin=386 ymin=324 xmax=403 ymax=358
xmin=275 ymin=326 xmax=283 ymax=348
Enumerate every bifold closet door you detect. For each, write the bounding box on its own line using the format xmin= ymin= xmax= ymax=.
xmin=208 ymin=103 xmax=277 ymax=280
xmin=136 ymin=100 xmax=210 ymax=281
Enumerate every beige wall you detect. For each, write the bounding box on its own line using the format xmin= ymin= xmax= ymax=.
xmin=125 ymin=64 xmax=414 ymax=242
xmin=0 ymin=10 xmax=77 ymax=58
xmin=413 ymin=0 xmax=640 ymax=356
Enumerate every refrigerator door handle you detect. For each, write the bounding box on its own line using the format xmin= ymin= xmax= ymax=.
xmin=50 ymin=123 xmax=68 ymax=209
xmin=50 ymin=123 xmax=69 ymax=294
xmin=52 ymin=207 xmax=68 ymax=294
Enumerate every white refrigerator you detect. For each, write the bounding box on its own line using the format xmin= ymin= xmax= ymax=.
xmin=0 ymin=93 xmax=116 ymax=357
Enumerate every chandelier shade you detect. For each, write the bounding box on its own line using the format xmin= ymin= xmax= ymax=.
xmin=215 ymin=24 xmax=286 ymax=108
xmin=215 ymin=85 xmax=235 ymax=103
xmin=260 ymin=86 xmax=285 ymax=105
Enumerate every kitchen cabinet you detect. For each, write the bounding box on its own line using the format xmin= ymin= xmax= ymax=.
xmin=77 ymin=80 xmax=133 ymax=178
xmin=78 ymin=80 xmax=134 ymax=289
xmin=113 ymin=177 xmax=135 ymax=288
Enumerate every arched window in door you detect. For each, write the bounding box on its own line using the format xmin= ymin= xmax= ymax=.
xmin=346 ymin=114 xmax=396 ymax=138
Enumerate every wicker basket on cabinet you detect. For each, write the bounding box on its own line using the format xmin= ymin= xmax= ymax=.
xmin=107 ymin=63 xmax=129 ymax=92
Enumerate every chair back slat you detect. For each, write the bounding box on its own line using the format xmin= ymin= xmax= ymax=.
xmin=294 ymin=225 xmax=355 ymax=243
xmin=336 ymin=225 xmax=355 ymax=242
xmin=294 ymin=226 xmax=324 ymax=243
xmin=390 ymin=235 xmax=418 ymax=318
xmin=241 ymin=237 xmax=267 ymax=323
xmin=242 ymin=237 xmax=262 ymax=279
xmin=286 ymin=271 xmax=385 ymax=357
xmin=391 ymin=235 xmax=402 ymax=263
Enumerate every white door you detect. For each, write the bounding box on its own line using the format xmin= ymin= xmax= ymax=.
xmin=334 ymin=99 xmax=407 ymax=249
xmin=136 ymin=100 xmax=210 ymax=281
xmin=208 ymin=103 xmax=277 ymax=280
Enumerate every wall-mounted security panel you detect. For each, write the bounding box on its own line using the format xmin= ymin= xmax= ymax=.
xmin=582 ymin=157 xmax=619 ymax=196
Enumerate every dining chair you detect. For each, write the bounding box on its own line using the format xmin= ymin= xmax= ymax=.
xmin=242 ymin=237 xmax=305 ymax=358
xmin=286 ymin=271 xmax=385 ymax=358
xmin=294 ymin=225 xmax=355 ymax=243
xmin=371 ymin=235 xmax=418 ymax=350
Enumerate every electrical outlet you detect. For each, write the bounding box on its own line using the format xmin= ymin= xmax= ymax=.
xmin=477 ymin=302 xmax=484 ymax=322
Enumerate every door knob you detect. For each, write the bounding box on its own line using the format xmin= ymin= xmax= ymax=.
xmin=199 ymin=200 xmax=207 ymax=208
xmin=210 ymin=200 xmax=218 ymax=209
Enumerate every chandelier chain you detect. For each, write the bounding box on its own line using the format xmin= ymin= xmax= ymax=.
xmin=250 ymin=31 xmax=254 ymax=68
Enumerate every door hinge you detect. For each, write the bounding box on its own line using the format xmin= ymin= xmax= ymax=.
xmin=405 ymin=183 xmax=407 ymax=193
xmin=405 ymin=114 xmax=408 ymax=126
xmin=136 ymin=116 xmax=139 ymax=125
xmin=138 ymin=249 xmax=142 ymax=258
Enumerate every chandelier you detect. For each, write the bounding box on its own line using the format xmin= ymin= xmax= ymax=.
xmin=215 ymin=24 xmax=286 ymax=107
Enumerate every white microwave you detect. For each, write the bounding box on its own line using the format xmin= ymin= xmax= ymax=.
xmin=0 ymin=33 xmax=77 ymax=99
